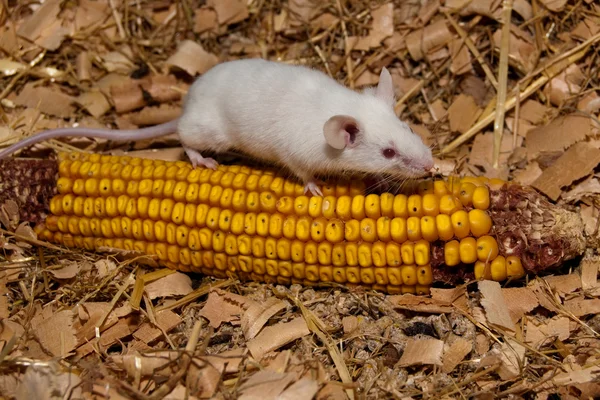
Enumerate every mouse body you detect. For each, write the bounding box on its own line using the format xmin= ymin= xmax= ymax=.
xmin=0 ymin=58 xmax=433 ymax=196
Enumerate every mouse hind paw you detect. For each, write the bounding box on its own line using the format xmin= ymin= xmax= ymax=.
xmin=184 ymin=147 xmax=218 ymax=170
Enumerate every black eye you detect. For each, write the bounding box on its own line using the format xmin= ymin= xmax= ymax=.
xmin=383 ymin=148 xmax=396 ymax=159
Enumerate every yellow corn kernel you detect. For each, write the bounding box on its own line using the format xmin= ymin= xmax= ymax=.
xmin=260 ymin=192 xmax=277 ymax=213
xmin=407 ymin=194 xmax=423 ymax=217
xmin=282 ymin=215 xmax=297 ymax=240
xmin=406 ymin=216 xmax=422 ymax=241
xmin=332 ymin=244 xmax=346 ymax=267
xmin=417 ymin=265 xmax=433 ymax=285
xmin=380 ymin=193 xmax=395 ymax=217
xmin=322 ymin=196 xmax=337 ymax=219
xmin=269 ymin=213 xmax=284 ymax=239
xmin=458 ymin=182 xmax=476 ymax=207
xmin=385 ymin=242 xmax=402 ymax=266
xmin=256 ymin=213 xmax=270 ymax=236
xmin=447 ymin=176 xmax=462 ymax=196
xmin=474 ymin=260 xmax=493 ymax=280
xmin=325 ymin=220 xmax=344 ymax=243
xmin=439 ymin=194 xmax=461 ymax=215
xmin=345 ymin=243 xmax=358 ymax=266
xmin=232 ymin=189 xmax=246 ymax=212
xmin=417 ymin=180 xmax=434 ymax=195
xmin=490 ymin=256 xmax=507 ymax=281
xmin=335 ymin=196 xmax=352 ymax=220
xmin=506 ymin=256 xmax=525 ymax=279
xmin=488 ymin=178 xmax=506 ymax=190
xmin=420 ymin=216 xmax=439 ymax=242
xmin=393 ymin=194 xmax=409 ymax=218
xmin=308 ymin=196 xmax=323 ymax=218
xmin=351 ymin=195 xmax=366 ymax=219
xmin=360 ymin=268 xmax=375 ymax=284
xmin=246 ymin=192 xmax=260 ymax=213
xmin=360 ymin=218 xmax=377 ymax=242
xmin=472 ymin=186 xmax=490 ymax=210
xmin=450 ymin=210 xmax=470 ymax=239
xmin=468 ymin=209 xmax=492 ymax=237
xmin=276 ymin=196 xmax=294 ymax=214
xmin=265 ymin=238 xmax=277 ymax=259
xmin=459 ymin=237 xmax=478 ymax=264
xmin=390 ymin=218 xmax=408 ymax=243
xmin=376 ymin=217 xmax=391 ymax=242
xmin=433 ymin=180 xmax=449 ymax=196
xmin=414 ymin=240 xmax=430 ymax=266
xmin=476 ymin=235 xmax=499 ymax=262
xmin=317 ymin=242 xmax=332 ymax=265
xmin=435 ymin=214 xmax=453 ymax=241
xmin=374 ymin=268 xmax=389 ymax=285
xmin=305 ymin=242 xmax=318 ymax=264
xmin=294 ymin=196 xmax=309 ymax=216
xmin=244 ymin=213 xmax=257 ymax=236
xmin=310 ymin=217 xmax=326 ymax=242
xmin=401 ymin=242 xmax=414 ymax=265
xmin=421 ymin=194 xmax=439 ymax=217
xmin=401 ymin=265 xmax=418 ymax=285
xmin=357 ymin=243 xmax=372 ymax=267
xmin=372 ymin=242 xmax=386 ymax=267
xmin=365 ymin=194 xmax=381 ymax=219
xmin=445 ymin=240 xmax=460 ymax=266
xmin=296 ymin=216 xmax=312 ymax=241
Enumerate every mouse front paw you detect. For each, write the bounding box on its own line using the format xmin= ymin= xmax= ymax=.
xmin=303 ymin=179 xmax=324 ymax=197
xmin=184 ymin=147 xmax=218 ymax=170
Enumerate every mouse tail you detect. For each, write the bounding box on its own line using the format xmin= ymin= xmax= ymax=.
xmin=0 ymin=119 xmax=180 ymax=160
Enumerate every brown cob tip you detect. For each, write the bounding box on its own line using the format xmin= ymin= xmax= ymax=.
xmin=489 ymin=183 xmax=586 ymax=273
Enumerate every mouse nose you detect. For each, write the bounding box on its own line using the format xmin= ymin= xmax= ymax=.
xmin=423 ymin=160 xmax=435 ymax=172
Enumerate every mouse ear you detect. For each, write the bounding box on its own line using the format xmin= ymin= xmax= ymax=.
xmin=375 ymin=67 xmax=395 ymax=108
xmin=323 ymin=115 xmax=360 ymax=150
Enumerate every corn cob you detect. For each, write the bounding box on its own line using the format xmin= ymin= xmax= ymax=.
xmin=1 ymin=153 xmax=586 ymax=294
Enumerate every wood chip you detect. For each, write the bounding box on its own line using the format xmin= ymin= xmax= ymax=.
xmin=199 ymin=288 xmax=255 ymax=328
xmin=563 ymin=298 xmax=600 ymax=317
xmin=525 ymin=316 xmax=570 ymax=348
xmin=16 ymin=0 xmax=71 ymax=50
xmin=32 ymin=310 xmax=77 ymax=357
xmin=580 ymin=255 xmax=600 ymax=292
xmin=539 ymin=0 xmax=568 ymax=12
xmin=76 ymin=318 xmax=133 ymax=357
xmin=132 ymin=310 xmax=182 ymax=344
xmin=145 ymin=271 xmax=193 ymax=299
xmin=194 ymin=8 xmax=219 ymax=34
xmin=77 ymin=91 xmax=111 ymax=119
xmin=478 ymin=280 xmax=515 ymax=333
xmin=448 ymin=94 xmax=482 ymax=133
xmin=496 ymin=338 xmax=526 ymax=380
xmin=388 ymin=293 xmax=453 ymax=313
xmin=526 ymin=114 xmax=591 ymax=160
xmin=442 ymin=337 xmax=473 ymax=373
xmin=165 ymin=40 xmax=219 ymax=76
xmin=502 ymin=287 xmax=539 ymax=323
xmin=14 ymin=83 xmax=76 ymax=118
xmin=207 ymin=0 xmax=249 ymax=25
xmin=398 ymin=338 xmax=444 ymax=367
xmin=532 ymin=142 xmax=600 ymax=201
xmin=241 ymin=297 xmax=287 ymax=340
xmin=246 ymin=317 xmax=310 ymax=361
xmin=278 ymin=377 xmax=319 ymax=400
xmin=238 ymin=370 xmax=297 ymax=400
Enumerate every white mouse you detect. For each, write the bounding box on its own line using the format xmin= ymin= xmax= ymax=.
xmin=0 ymin=59 xmax=434 ymax=196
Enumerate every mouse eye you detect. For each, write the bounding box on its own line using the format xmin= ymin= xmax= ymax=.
xmin=383 ymin=148 xmax=396 ymax=159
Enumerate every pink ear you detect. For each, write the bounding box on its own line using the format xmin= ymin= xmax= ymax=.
xmin=375 ymin=67 xmax=395 ymax=107
xmin=323 ymin=115 xmax=360 ymax=150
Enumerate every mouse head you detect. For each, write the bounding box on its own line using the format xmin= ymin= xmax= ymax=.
xmin=323 ymin=67 xmax=434 ymax=177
